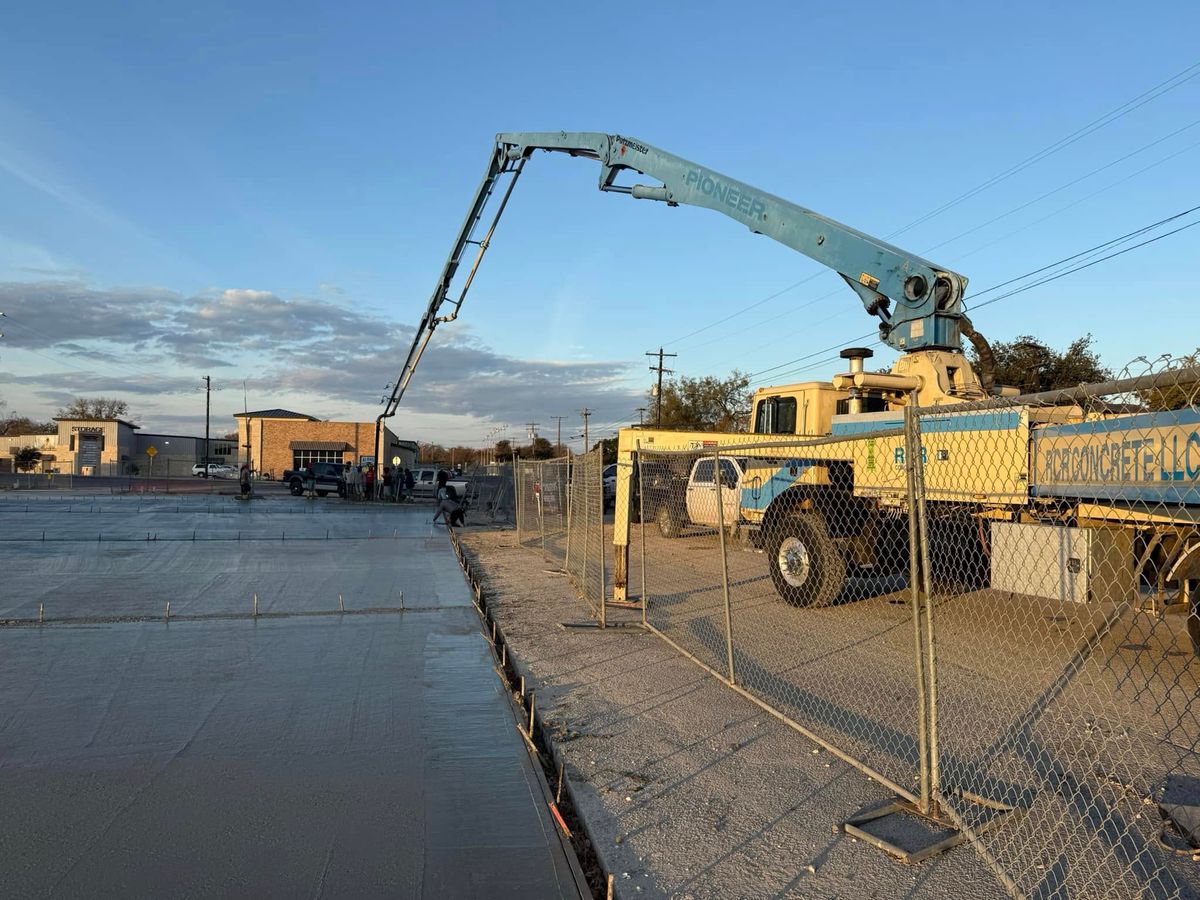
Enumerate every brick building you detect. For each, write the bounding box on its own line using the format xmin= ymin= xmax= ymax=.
xmin=233 ymin=409 xmax=413 ymax=478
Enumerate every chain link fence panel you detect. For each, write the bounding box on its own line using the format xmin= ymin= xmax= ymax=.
xmin=515 ymin=459 xmax=542 ymax=551
xmin=914 ymin=358 xmax=1200 ymax=898
xmin=565 ymin=448 xmax=606 ymax=621
xmin=638 ymin=429 xmax=928 ymax=805
xmin=513 ymin=454 xmax=607 ymax=622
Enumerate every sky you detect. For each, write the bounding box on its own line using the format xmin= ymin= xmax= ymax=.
xmin=1 ymin=0 xmax=1198 ymax=448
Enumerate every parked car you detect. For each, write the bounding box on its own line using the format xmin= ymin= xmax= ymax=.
xmin=603 ymin=463 xmax=617 ymax=512
xmin=280 ymin=462 xmax=346 ymax=497
xmin=192 ymin=463 xmax=237 ymax=478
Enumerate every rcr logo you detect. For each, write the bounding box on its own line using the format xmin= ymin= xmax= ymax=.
xmin=684 ymin=168 xmax=766 ymax=219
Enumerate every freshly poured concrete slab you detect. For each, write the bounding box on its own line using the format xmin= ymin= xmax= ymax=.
xmin=0 ymin=501 xmax=585 ymax=898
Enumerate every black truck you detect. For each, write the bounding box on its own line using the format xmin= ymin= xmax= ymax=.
xmin=280 ymin=462 xmax=346 ymax=497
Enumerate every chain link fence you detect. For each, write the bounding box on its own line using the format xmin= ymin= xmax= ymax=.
xmin=515 ymin=450 xmax=607 ymax=621
xmin=913 ymin=357 xmax=1200 ymax=897
xmin=630 ymin=359 xmax=1200 ymax=897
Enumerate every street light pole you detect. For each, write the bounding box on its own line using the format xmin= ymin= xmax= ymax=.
xmin=203 ymin=375 xmax=211 ymax=477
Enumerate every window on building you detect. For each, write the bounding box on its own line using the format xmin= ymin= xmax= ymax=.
xmin=293 ymin=449 xmax=342 ymax=469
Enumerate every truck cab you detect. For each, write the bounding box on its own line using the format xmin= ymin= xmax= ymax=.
xmin=750 ymin=381 xmax=890 ymax=438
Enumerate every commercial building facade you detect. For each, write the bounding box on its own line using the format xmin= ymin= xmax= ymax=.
xmin=2 ymin=409 xmax=410 ymax=478
xmin=233 ymin=409 xmax=416 ymax=478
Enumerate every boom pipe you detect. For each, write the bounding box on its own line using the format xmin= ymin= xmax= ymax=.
xmin=380 ymin=146 xmax=524 ymax=423
xmin=380 ymin=131 xmax=977 ymax=430
xmin=497 ymin=132 xmax=970 ymax=353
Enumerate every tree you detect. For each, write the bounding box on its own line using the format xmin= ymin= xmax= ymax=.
xmin=971 ymin=334 xmax=1110 ymax=395
xmin=653 ymin=370 xmax=752 ymax=432
xmin=515 ymin=437 xmax=555 ymax=459
xmin=0 ymin=415 xmax=56 ymax=436
xmin=12 ymin=447 xmax=42 ymax=473
xmin=494 ymin=439 xmax=513 ymax=459
xmin=56 ymin=397 xmax=134 ymax=421
xmin=1139 ymin=349 xmax=1200 ymax=411
xmin=592 ymin=437 xmax=617 ymax=465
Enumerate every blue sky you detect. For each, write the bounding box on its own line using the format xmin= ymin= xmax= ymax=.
xmin=1 ymin=1 xmax=1197 ymax=445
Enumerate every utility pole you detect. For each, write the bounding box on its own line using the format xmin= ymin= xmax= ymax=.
xmin=636 ymin=407 xmax=647 ymax=426
xmin=203 ymin=375 xmax=211 ymax=476
xmin=549 ymin=415 xmax=567 ymax=455
xmin=646 ymin=347 xmax=677 ymax=427
xmin=525 ymin=422 xmax=540 ymax=441
xmin=580 ymin=408 xmax=591 ymax=452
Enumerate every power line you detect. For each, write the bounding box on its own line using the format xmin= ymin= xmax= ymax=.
xmin=664 ymin=58 xmax=1200 ymax=349
xmin=748 ymin=203 xmax=1200 ymax=387
xmin=894 ymin=60 xmax=1200 ymax=236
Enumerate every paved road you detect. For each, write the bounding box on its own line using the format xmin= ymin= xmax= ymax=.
xmin=0 ymin=497 xmax=586 ymax=898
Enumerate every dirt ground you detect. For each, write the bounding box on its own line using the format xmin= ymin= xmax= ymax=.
xmin=459 ymin=525 xmax=1007 ymax=900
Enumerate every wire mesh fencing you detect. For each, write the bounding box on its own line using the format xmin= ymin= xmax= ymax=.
xmin=637 ymin=428 xmax=926 ymax=807
xmin=514 ymin=451 xmax=607 ymax=622
xmin=912 ymin=358 xmax=1200 ymax=897
xmin=631 ymin=358 xmax=1200 ymax=897
xmin=565 ymin=449 xmax=606 ymax=621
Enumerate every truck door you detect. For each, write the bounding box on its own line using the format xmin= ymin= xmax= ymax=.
xmin=686 ymin=459 xmax=719 ymax=526
xmin=717 ymin=458 xmax=742 ymax=525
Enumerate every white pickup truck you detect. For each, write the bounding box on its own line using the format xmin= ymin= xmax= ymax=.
xmin=412 ymin=467 xmax=471 ymax=500
xmin=652 ymin=456 xmax=747 ymax=537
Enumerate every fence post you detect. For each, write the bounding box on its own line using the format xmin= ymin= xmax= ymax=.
xmin=565 ymin=458 xmax=574 ymax=578
xmin=714 ymin=450 xmax=736 ymax=685
xmin=538 ymin=462 xmax=547 ymax=560
xmin=904 ymin=400 xmax=933 ymax=814
xmin=911 ymin=404 xmax=940 ymax=805
xmin=636 ymin=446 xmax=648 ymax=627
xmin=598 ymin=451 xmax=607 ymax=629
xmin=513 ymin=459 xmax=522 ymax=537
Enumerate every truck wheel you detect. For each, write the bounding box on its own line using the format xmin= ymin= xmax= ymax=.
xmin=768 ymin=513 xmax=846 ymax=607
xmin=656 ymin=503 xmax=684 ymax=539
xmin=289 ymin=479 xmax=304 ymax=496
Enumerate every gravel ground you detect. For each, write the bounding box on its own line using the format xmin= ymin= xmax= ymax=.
xmin=459 ymin=526 xmax=1007 ymax=900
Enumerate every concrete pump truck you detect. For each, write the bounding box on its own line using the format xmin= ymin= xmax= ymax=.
xmin=381 ymin=132 xmax=1200 ymax=621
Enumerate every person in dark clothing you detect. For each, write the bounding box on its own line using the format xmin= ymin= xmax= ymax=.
xmin=239 ymin=463 xmax=252 ymax=499
xmin=404 ymin=468 xmax=415 ymax=501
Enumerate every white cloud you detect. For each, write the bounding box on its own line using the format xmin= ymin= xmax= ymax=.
xmin=0 ymin=280 xmax=645 ymax=443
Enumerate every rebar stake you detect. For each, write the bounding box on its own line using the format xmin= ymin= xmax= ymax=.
xmin=38 ymin=602 xmax=44 ymax=624
xmin=165 ymin=600 xmax=171 ymax=621
xmin=556 ymin=761 xmax=564 ymax=805
xmin=339 ymin=593 xmax=345 ymax=612
xmin=253 ymin=593 xmax=259 ymax=617
xmin=528 ymin=691 xmax=535 ymax=735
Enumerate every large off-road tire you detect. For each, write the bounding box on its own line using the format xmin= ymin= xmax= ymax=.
xmin=289 ymin=478 xmax=304 ymax=496
xmin=768 ymin=512 xmax=846 ymax=608
xmin=656 ymin=502 xmax=685 ymax=539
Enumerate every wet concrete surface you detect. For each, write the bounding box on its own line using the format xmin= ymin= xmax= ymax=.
xmin=0 ymin=496 xmax=584 ymax=898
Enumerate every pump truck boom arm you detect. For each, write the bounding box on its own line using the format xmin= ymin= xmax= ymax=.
xmin=379 ymin=132 xmax=981 ymax=429
xmin=499 ymin=132 xmax=970 ymax=353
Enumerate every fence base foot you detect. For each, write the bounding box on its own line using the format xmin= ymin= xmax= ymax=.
xmin=840 ymin=796 xmax=1010 ymax=866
